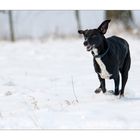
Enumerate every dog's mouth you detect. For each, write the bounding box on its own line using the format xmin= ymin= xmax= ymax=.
xmin=87 ymin=46 xmax=92 ymax=51
xmin=86 ymin=45 xmax=94 ymax=51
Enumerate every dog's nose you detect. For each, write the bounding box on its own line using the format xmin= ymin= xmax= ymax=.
xmin=83 ymin=41 xmax=88 ymax=46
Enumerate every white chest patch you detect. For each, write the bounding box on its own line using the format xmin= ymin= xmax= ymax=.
xmin=92 ymin=48 xmax=112 ymax=79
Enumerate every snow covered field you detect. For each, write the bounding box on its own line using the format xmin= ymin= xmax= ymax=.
xmin=0 ymin=34 xmax=140 ymax=129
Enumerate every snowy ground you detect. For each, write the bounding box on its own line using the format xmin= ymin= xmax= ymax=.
xmin=0 ymin=34 xmax=140 ymax=129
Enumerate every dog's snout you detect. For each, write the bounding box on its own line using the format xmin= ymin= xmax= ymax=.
xmin=83 ymin=41 xmax=88 ymax=46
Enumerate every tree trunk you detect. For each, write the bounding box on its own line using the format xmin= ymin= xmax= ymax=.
xmin=105 ymin=10 xmax=134 ymax=30
xmin=8 ymin=10 xmax=15 ymax=41
xmin=75 ymin=10 xmax=81 ymax=31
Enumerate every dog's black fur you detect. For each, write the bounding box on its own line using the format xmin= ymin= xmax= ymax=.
xmin=78 ymin=20 xmax=131 ymax=97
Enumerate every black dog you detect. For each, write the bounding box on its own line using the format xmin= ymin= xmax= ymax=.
xmin=78 ymin=20 xmax=131 ymax=97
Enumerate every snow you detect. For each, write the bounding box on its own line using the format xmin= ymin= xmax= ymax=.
xmin=0 ymin=34 xmax=140 ymax=129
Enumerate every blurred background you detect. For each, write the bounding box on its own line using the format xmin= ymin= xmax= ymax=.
xmin=0 ymin=10 xmax=140 ymax=41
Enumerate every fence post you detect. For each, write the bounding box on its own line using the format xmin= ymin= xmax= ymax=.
xmin=8 ymin=10 xmax=15 ymax=42
xmin=75 ymin=10 xmax=82 ymax=37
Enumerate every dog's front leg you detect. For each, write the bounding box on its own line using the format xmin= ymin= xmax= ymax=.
xmin=95 ymin=75 xmax=106 ymax=94
xmin=114 ymin=74 xmax=120 ymax=96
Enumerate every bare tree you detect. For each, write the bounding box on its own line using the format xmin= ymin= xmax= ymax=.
xmin=75 ymin=10 xmax=81 ymax=31
xmin=8 ymin=10 xmax=15 ymax=41
xmin=105 ymin=10 xmax=135 ymax=30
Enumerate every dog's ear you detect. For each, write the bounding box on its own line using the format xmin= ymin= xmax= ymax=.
xmin=98 ymin=19 xmax=111 ymax=34
xmin=78 ymin=30 xmax=84 ymax=34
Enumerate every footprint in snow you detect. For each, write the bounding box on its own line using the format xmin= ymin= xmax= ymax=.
xmin=5 ymin=91 xmax=13 ymax=96
xmin=4 ymin=81 xmax=16 ymax=86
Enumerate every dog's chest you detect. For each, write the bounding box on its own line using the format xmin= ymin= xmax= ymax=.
xmin=93 ymin=49 xmax=112 ymax=79
xmin=95 ymin=58 xmax=112 ymax=79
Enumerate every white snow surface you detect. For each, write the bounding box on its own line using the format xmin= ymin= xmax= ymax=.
xmin=0 ymin=35 xmax=139 ymax=129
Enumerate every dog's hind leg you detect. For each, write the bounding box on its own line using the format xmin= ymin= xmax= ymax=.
xmin=120 ymin=73 xmax=128 ymax=97
xmin=95 ymin=75 xmax=106 ymax=94
xmin=120 ymin=54 xmax=131 ymax=97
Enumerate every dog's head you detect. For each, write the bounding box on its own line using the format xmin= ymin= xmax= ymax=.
xmin=78 ymin=20 xmax=111 ymax=52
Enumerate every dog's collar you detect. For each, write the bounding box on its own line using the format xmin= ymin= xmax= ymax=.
xmin=91 ymin=46 xmax=110 ymax=58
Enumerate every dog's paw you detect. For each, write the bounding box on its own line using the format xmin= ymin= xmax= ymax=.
xmin=95 ymin=88 xmax=102 ymax=94
xmin=119 ymin=94 xmax=125 ymax=99
xmin=105 ymin=90 xmax=114 ymax=95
